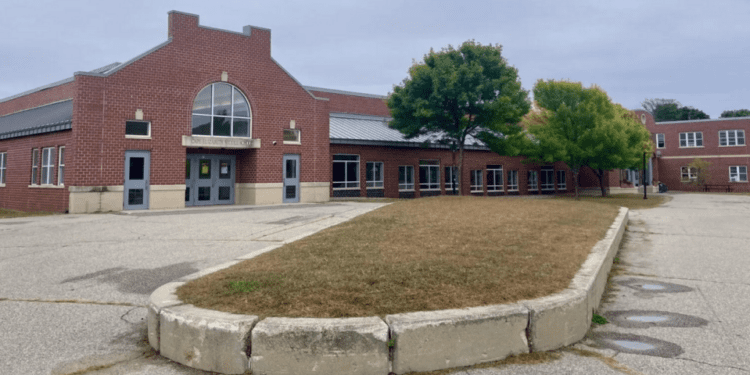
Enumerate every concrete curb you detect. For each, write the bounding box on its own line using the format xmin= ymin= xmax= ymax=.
xmin=147 ymin=207 xmax=628 ymax=374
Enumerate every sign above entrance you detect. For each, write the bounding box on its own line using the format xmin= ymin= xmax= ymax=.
xmin=182 ymin=135 xmax=260 ymax=149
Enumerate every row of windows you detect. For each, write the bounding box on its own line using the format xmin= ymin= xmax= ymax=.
xmin=656 ymin=130 xmax=746 ymax=149
xmin=27 ymin=147 xmax=65 ymax=186
xmin=332 ymin=155 xmax=567 ymax=192
xmin=680 ymin=165 xmax=748 ymax=182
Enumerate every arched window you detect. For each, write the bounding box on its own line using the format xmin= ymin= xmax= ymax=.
xmin=191 ymin=83 xmax=252 ymax=137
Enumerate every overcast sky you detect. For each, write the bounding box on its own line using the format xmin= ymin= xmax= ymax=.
xmin=2 ymin=0 xmax=748 ymax=118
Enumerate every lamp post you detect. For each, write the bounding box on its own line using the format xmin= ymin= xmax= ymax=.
xmin=643 ymin=151 xmax=647 ymax=200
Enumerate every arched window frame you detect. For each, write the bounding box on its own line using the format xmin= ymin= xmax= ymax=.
xmin=191 ymin=83 xmax=252 ymax=138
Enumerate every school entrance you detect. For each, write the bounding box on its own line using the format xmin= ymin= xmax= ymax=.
xmin=185 ymin=154 xmax=236 ymax=206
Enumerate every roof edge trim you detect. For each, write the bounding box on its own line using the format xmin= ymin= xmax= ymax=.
xmin=330 ymin=138 xmax=489 ymax=151
xmin=75 ymin=39 xmax=173 ymax=78
xmin=304 ymin=86 xmax=388 ymax=100
xmin=0 ymin=121 xmax=72 ymax=140
xmin=656 ymin=116 xmax=750 ymax=125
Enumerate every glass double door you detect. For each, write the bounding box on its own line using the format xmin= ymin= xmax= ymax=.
xmin=185 ymin=154 xmax=235 ymax=206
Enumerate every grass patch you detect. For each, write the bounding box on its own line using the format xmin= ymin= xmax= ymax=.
xmin=177 ymin=196 xmax=619 ymax=318
xmin=0 ymin=208 xmax=55 ymax=219
xmin=556 ymin=193 xmax=670 ymax=210
xmin=592 ymin=313 xmax=608 ymax=325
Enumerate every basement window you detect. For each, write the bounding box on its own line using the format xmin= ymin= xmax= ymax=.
xmin=126 ymin=121 xmax=151 ymax=138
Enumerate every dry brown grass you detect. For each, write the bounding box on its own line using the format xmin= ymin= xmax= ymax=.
xmin=177 ymin=196 xmax=619 ymax=318
xmin=0 ymin=208 xmax=55 ymax=219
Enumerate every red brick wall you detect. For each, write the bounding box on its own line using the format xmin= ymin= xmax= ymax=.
xmin=309 ymin=90 xmax=390 ymax=117
xmin=330 ymin=144 xmax=573 ymax=198
xmin=0 ymin=81 xmax=76 ymax=116
xmin=0 ymin=131 xmax=71 ymax=212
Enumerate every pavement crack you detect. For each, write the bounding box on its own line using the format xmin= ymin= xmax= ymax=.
xmin=0 ymin=297 xmax=142 ymax=307
xmin=566 ymin=348 xmax=646 ymax=375
xmin=675 ymin=356 xmax=749 ymax=372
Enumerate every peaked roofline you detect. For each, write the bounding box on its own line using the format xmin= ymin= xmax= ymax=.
xmin=304 ymin=86 xmax=388 ymax=100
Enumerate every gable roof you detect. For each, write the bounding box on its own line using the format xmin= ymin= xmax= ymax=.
xmin=329 ymin=112 xmax=488 ymax=150
xmin=0 ymin=100 xmax=73 ymax=140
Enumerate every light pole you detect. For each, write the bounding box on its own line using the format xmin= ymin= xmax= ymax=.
xmin=643 ymin=151 xmax=647 ymax=200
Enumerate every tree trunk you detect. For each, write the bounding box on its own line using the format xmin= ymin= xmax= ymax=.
xmin=572 ymin=168 xmax=580 ymax=200
xmin=596 ymin=169 xmax=608 ymax=197
xmin=457 ymin=144 xmax=465 ymax=196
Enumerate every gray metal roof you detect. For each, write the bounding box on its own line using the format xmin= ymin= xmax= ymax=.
xmin=329 ymin=112 xmax=488 ymax=150
xmin=0 ymin=100 xmax=73 ymax=140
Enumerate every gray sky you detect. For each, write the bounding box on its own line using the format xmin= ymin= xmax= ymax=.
xmin=2 ymin=0 xmax=748 ymax=118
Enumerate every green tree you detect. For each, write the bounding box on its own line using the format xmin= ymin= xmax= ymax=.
xmin=720 ymin=109 xmax=750 ymax=118
xmin=387 ymin=41 xmax=531 ymax=195
xmin=688 ymin=158 xmax=711 ymax=187
xmin=642 ymin=98 xmax=710 ymax=122
xmin=526 ymin=80 xmax=652 ymax=197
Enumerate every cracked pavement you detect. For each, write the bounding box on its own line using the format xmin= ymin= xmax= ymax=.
xmin=0 ymin=202 xmax=385 ymax=375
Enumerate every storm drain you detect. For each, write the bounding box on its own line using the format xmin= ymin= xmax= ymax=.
xmin=588 ymin=332 xmax=684 ymax=358
xmin=604 ymin=310 xmax=708 ymax=329
xmin=616 ymin=278 xmax=693 ymax=293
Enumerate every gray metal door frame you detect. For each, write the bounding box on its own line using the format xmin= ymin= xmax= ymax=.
xmin=185 ymin=154 xmax=235 ymax=207
xmin=124 ymin=151 xmax=150 ymax=210
xmin=283 ymin=154 xmax=300 ymax=203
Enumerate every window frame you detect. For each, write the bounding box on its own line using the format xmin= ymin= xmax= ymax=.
xmin=528 ymin=170 xmax=538 ymax=191
xmin=541 ymin=168 xmax=555 ymax=191
xmin=125 ymin=120 xmax=151 ymax=139
xmin=398 ymin=165 xmax=415 ymax=191
xmin=31 ymin=148 xmax=39 ymax=185
xmin=719 ymin=130 xmax=745 ymax=147
xmin=507 ymin=170 xmax=519 ymax=191
xmin=470 ymin=170 xmax=483 ymax=193
xmin=679 ymin=132 xmax=703 ymax=148
xmin=444 ymin=166 xmax=457 ymax=192
xmin=729 ymin=166 xmax=748 ymax=182
xmin=332 ymin=154 xmax=360 ymax=189
xmin=366 ymin=161 xmax=384 ymax=189
xmin=40 ymin=147 xmax=55 ymax=185
xmin=556 ymin=170 xmax=566 ymax=190
xmin=419 ymin=160 xmax=440 ymax=191
xmin=656 ymin=133 xmax=665 ymax=149
xmin=681 ymin=166 xmax=697 ymax=182
xmin=57 ymin=147 xmax=65 ymax=186
xmin=486 ymin=165 xmax=503 ymax=192
xmin=282 ymin=128 xmax=301 ymax=145
xmin=191 ymin=83 xmax=253 ymax=138
xmin=0 ymin=152 xmax=6 ymax=185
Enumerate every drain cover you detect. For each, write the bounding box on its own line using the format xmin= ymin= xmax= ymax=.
xmin=617 ymin=278 xmax=693 ymax=293
xmin=604 ymin=310 xmax=708 ymax=329
xmin=588 ymin=332 xmax=684 ymax=358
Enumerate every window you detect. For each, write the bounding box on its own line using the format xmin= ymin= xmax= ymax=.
xmin=486 ymin=165 xmax=503 ymax=191
xmin=332 ymin=154 xmax=359 ymax=189
xmin=57 ymin=147 xmax=65 ymax=185
xmin=283 ymin=129 xmax=300 ymax=144
xmin=507 ymin=170 xmax=519 ymax=191
xmin=125 ymin=121 xmax=150 ymax=137
xmin=729 ymin=166 xmax=748 ymax=182
xmin=528 ymin=171 xmax=538 ymax=191
xmin=31 ymin=148 xmax=39 ymax=185
xmin=679 ymin=132 xmax=703 ymax=148
xmin=366 ymin=162 xmax=384 ymax=188
xmin=40 ymin=147 xmax=55 ymax=185
xmin=399 ymin=165 xmax=414 ymax=191
xmin=541 ymin=168 xmax=555 ymax=191
xmin=719 ymin=130 xmax=745 ymax=147
xmin=470 ymin=170 xmax=483 ymax=193
xmin=444 ymin=166 xmax=457 ymax=192
xmin=681 ymin=166 xmax=697 ymax=182
xmin=419 ymin=160 xmax=440 ymax=190
xmin=191 ymin=83 xmax=252 ymax=137
xmin=557 ymin=170 xmax=566 ymax=189
xmin=656 ymin=134 xmax=665 ymax=149
xmin=0 ymin=152 xmax=6 ymax=185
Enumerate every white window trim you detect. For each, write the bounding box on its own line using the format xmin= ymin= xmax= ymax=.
xmin=528 ymin=171 xmax=538 ymax=191
xmin=0 ymin=152 xmax=6 ymax=186
xmin=444 ymin=166 xmax=457 ymax=191
xmin=283 ymin=128 xmax=301 ymax=145
xmin=40 ymin=147 xmax=55 ymax=185
xmin=718 ymin=130 xmax=745 ymax=147
xmin=31 ymin=148 xmax=39 ymax=185
xmin=486 ymin=166 xmax=503 ymax=192
xmin=125 ymin=120 xmax=152 ymax=139
xmin=541 ymin=169 xmax=555 ymax=191
xmin=57 ymin=147 xmax=65 ymax=186
xmin=399 ymin=165 xmax=415 ymax=191
xmin=656 ymin=133 xmax=665 ymax=149
xmin=332 ymin=154 xmax=360 ymax=190
xmin=557 ymin=170 xmax=566 ymax=190
xmin=471 ymin=170 xmax=483 ymax=193
xmin=729 ymin=166 xmax=748 ymax=183
xmin=366 ymin=161 xmax=384 ymax=189
xmin=679 ymin=132 xmax=704 ymax=148
xmin=419 ymin=163 xmax=440 ymax=191
xmin=192 ymin=83 xmax=253 ymax=138
xmin=507 ymin=170 xmax=519 ymax=191
xmin=681 ymin=166 xmax=698 ymax=182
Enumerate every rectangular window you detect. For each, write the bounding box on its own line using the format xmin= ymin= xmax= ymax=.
xmin=679 ymin=132 xmax=703 ymax=148
xmin=283 ymin=129 xmax=301 ymax=144
xmin=419 ymin=160 xmax=440 ymax=190
xmin=0 ymin=152 xmax=6 ymax=185
xmin=41 ymin=147 xmax=54 ymax=185
xmin=656 ymin=133 xmax=665 ymax=149
xmin=507 ymin=170 xmax=519 ymax=191
xmin=57 ymin=147 xmax=65 ymax=185
xmin=332 ymin=154 xmax=360 ymax=189
xmin=470 ymin=170 xmax=483 ymax=193
xmin=125 ymin=121 xmax=150 ymax=137
xmin=486 ymin=165 xmax=503 ymax=191
xmin=729 ymin=166 xmax=748 ymax=182
xmin=719 ymin=130 xmax=745 ymax=147
xmin=444 ymin=166 xmax=457 ymax=192
xmin=528 ymin=171 xmax=538 ymax=191
xmin=541 ymin=168 xmax=555 ymax=191
xmin=557 ymin=170 xmax=566 ymax=189
xmin=31 ymin=148 xmax=39 ymax=185
xmin=399 ymin=165 xmax=414 ymax=191
xmin=681 ymin=166 xmax=697 ymax=182
xmin=366 ymin=162 xmax=384 ymax=188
